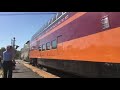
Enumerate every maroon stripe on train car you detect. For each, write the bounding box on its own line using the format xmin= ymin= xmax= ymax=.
xmin=37 ymin=12 xmax=120 ymax=45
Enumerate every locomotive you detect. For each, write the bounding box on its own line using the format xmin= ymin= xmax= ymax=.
xmin=28 ymin=12 xmax=120 ymax=78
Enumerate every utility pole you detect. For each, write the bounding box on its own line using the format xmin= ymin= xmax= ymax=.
xmin=11 ymin=37 xmax=19 ymax=60
xmin=11 ymin=37 xmax=16 ymax=60
xmin=11 ymin=37 xmax=15 ymax=48
xmin=13 ymin=37 xmax=15 ymax=49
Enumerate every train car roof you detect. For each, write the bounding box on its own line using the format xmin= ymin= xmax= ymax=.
xmin=31 ymin=12 xmax=67 ymax=41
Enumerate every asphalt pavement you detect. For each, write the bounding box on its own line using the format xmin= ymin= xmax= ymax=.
xmin=12 ymin=60 xmax=42 ymax=78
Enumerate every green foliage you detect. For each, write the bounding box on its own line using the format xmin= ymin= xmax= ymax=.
xmin=15 ymin=50 xmax=21 ymax=59
xmin=0 ymin=47 xmax=6 ymax=58
xmin=0 ymin=47 xmax=21 ymax=59
xmin=1 ymin=47 xmax=6 ymax=51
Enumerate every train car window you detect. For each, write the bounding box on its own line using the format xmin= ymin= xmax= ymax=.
xmin=39 ymin=45 xmax=42 ymax=51
xmin=52 ymin=15 xmax=56 ymax=22
xmin=51 ymin=39 xmax=57 ymax=49
xmin=48 ymin=20 xmax=51 ymax=25
xmin=43 ymin=24 xmax=47 ymax=31
xmin=49 ymin=18 xmax=52 ymax=24
xmin=62 ymin=12 xmax=66 ymax=15
xmin=32 ymin=46 xmax=37 ymax=50
xmin=42 ymin=44 xmax=46 ymax=51
xmin=56 ymin=12 xmax=62 ymax=18
xmin=46 ymin=42 xmax=51 ymax=50
xmin=56 ymin=13 xmax=59 ymax=19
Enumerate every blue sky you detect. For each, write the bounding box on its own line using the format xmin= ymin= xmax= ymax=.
xmin=0 ymin=12 xmax=55 ymax=50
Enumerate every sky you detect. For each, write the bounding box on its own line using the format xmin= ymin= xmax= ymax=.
xmin=0 ymin=12 xmax=55 ymax=50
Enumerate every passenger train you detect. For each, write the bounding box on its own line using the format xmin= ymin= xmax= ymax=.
xmin=28 ymin=12 xmax=120 ymax=78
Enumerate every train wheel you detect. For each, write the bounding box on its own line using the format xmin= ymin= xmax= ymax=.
xmin=29 ymin=58 xmax=33 ymax=65
xmin=32 ymin=58 xmax=37 ymax=66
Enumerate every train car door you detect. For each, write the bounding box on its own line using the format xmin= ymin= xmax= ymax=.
xmin=57 ymin=35 xmax=63 ymax=56
xmin=37 ymin=40 xmax=42 ymax=58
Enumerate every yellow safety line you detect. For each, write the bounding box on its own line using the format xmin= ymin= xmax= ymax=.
xmin=22 ymin=61 xmax=60 ymax=78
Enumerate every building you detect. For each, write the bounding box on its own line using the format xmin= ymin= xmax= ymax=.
xmin=21 ymin=41 xmax=30 ymax=62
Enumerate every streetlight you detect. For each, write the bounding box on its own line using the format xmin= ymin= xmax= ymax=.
xmin=11 ymin=37 xmax=15 ymax=48
xmin=13 ymin=37 xmax=15 ymax=49
xmin=11 ymin=37 xmax=19 ymax=49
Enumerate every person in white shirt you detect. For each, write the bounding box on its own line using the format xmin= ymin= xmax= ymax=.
xmin=2 ymin=45 xmax=14 ymax=78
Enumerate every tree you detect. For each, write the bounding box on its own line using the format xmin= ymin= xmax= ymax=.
xmin=14 ymin=50 xmax=21 ymax=59
xmin=0 ymin=47 xmax=20 ymax=59
xmin=0 ymin=47 xmax=6 ymax=52
xmin=0 ymin=47 xmax=6 ymax=58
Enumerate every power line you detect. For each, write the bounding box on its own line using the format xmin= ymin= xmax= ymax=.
xmin=0 ymin=12 xmax=57 ymax=16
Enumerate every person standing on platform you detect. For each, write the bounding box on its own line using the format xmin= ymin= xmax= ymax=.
xmin=2 ymin=45 xmax=14 ymax=78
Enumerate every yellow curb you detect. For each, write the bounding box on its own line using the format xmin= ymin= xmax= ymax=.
xmin=0 ymin=69 xmax=3 ymax=78
xmin=22 ymin=61 xmax=60 ymax=78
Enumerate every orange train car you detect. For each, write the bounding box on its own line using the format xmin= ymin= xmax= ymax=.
xmin=29 ymin=12 xmax=120 ymax=78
